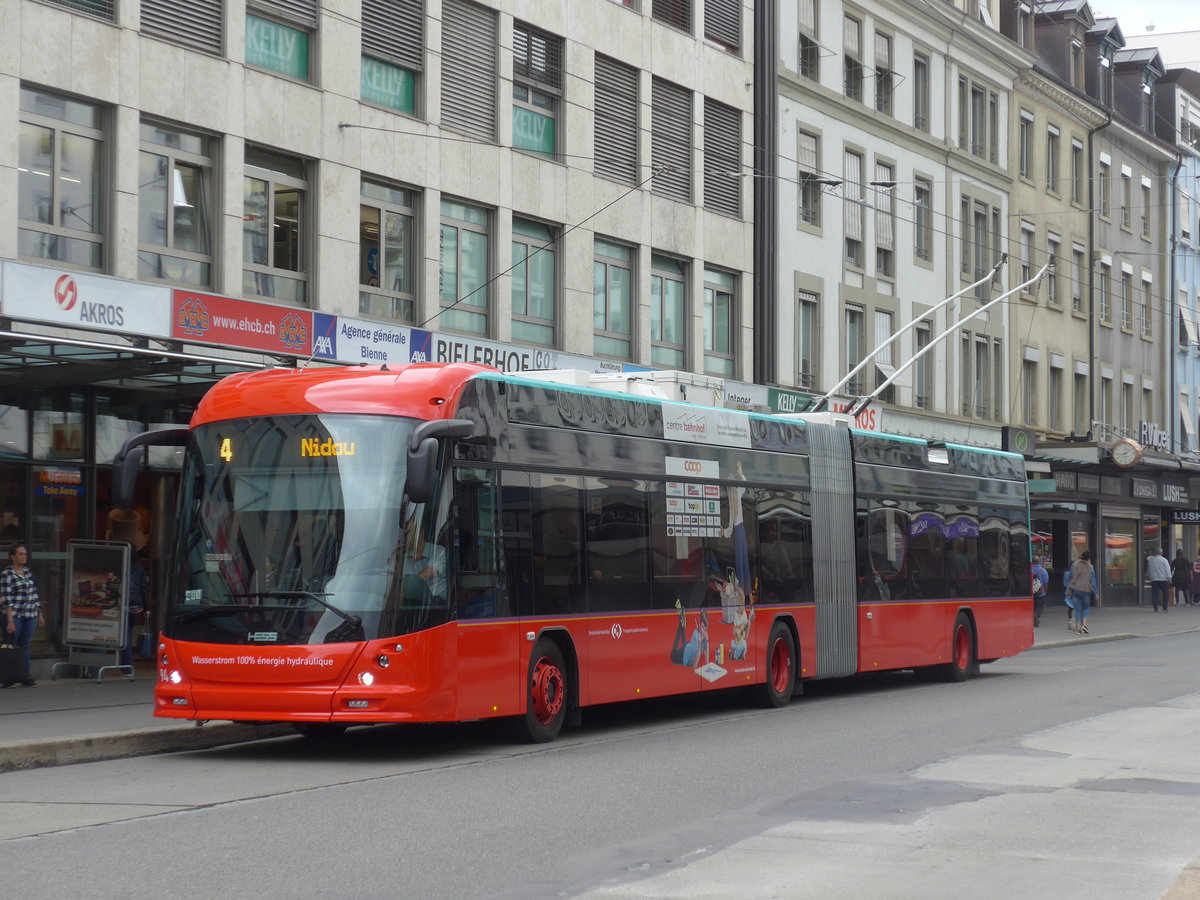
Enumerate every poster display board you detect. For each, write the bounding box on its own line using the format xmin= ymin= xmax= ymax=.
xmin=64 ymin=541 xmax=129 ymax=649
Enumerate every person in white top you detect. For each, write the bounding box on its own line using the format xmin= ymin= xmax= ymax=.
xmin=1146 ymin=547 xmax=1173 ymax=613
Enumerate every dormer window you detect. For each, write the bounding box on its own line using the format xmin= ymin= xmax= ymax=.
xmin=1070 ymin=38 xmax=1083 ymax=88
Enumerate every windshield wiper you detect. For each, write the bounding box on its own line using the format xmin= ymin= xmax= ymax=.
xmin=229 ymin=591 xmax=362 ymax=629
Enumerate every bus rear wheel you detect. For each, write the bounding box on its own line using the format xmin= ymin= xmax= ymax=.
xmin=937 ymin=612 xmax=976 ymax=683
xmin=516 ymin=638 xmax=568 ymax=743
xmin=750 ymin=621 xmax=796 ymax=708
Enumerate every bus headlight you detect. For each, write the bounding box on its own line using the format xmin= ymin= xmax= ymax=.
xmin=169 ymin=670 xmax=183 ymax=684
xmin=358 ymin=671 xmax=375 ymax=686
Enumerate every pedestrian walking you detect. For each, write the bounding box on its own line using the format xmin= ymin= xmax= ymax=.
xmin=1171 ymin=550 xmax=1192 ymax=608
xmin=1067 ymin=550 xmax=1099 ymax=634
xmin=1147 ymin=547 xmax=1172 ymax=613
xmin=1031 ymin=556 xmax=1049 ymax=627
xmin=1 ymin=543 xmax=42 ymax=687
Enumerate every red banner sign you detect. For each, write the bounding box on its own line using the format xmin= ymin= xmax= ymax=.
xmin=171 ymin=290 xmax=312 ymax=356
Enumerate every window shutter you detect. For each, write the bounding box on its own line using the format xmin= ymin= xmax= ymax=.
xmin=248 ymin=0 xmax=317 ymax=29
xmin=704 ymin=0 xmax=739 ymax=52
xmin=703 ymin=97 xmax=741 ymax=217
xmin=594 ymin=55 xmax=639 ymax=184
xmin=798 ymin=0 xmax=815 ymax=34
xmin=514 ymin=21 xmax=562 ymax=91
xmin=441 ymin=0 xmax=497 ymax=141
xmin=652 ymin=77 xmax=693 ymax=203
xmin=843 ymin=16 xmax=860 ymax=56
xmin=652 ymin=0 xmax=691 ymax=32
xmin=362 ymin=0 xmax=424 ymax=71
xmin=874 ymin=33 xmax=890 ymax=66
xmin=797 ymin=132 xmax=817 ymax=171
xmin=844 ymin=151 xmax=863 ymax=241
xmin=875 ymin=162 xmax=893 ymax=251
xmin=142 ymin=0 xmax=222 ymax=54
xmin=49 ymin=0 xmax=115 ymax=21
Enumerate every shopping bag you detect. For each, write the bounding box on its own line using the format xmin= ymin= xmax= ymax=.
xmin=136 ymin=630 xmax=156 ymax=659
xmin=0 ymin=640 xmax=23 ymax=684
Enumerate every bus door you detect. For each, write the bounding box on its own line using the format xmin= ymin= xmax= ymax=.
xmin=583 ymin=476 xmax=657 ymax=705
xmin=452 ymin=467 xmax=519 ymax=720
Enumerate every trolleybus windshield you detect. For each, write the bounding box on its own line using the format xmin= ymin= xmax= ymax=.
xmin=164 ymin=413 xmax=445 ymax=645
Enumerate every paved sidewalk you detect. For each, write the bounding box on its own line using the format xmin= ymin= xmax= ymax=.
xmin=2 ymin=603 xmax=1198 ymax=772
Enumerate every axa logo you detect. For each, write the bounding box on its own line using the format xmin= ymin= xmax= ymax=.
xmin=54 ymin=274 xmax=78 ymax=311
xmin=313 ymin=335 xmax=333 ymax=356
xmin=278 ymin=314 xmax=308 ymax=350
xmin=177 ymin=297 xmax=210 ymax=336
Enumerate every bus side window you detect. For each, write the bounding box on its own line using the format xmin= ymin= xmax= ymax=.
xmin=500 ymin=470 xmax=534 ymax=617
xmin=530 ymin=473 xmax=585 ymax=616
xmin=584 ymin=477 xmax=651 ymax=613
xmin=454 ymin=467 xmax=504 ymax=618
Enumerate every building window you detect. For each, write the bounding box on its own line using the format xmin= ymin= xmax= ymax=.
xmin=441 ymin=0 xmax=498 ymax=141
xmin=1045 ymin=125 xmax=1059 ymax=193
xmin=703 ymin=267 xmax=736 ymax=376
xmin=1121 ymin=169 xmax=1132 ymax=229
xmin=874 ymin=33 xmax=893 ymax=115
xmin=1142 ymin=77 xmax=1155 ymax=130
xmin=874 ymin=161 xmax=895 ymax=277
xmin=242 ymin=147 xmax=307 ymax=304
xmin=18 ymin=87 xmax=105 ymax=270
xmin=1072 ymin=244 xmax=1086 ymax=312
xmin=138 ymin=121 xmax=212 ymax=287
xmin=1099 ymin=55 xmax=1113 ymax=107
xmin=651 ymin=77 xmax=693 ymax=202
xmin=1122 ymin=382 xmax=1133 ymax=433
xmin=957 ymin=76 xmax=969 ymax=150
xmin=1098 ymin=262 xmax=1111 ymax=323
xmin=513 ymin=22 xmax=562 ymax=158
xmin=359 ymin=180 xmax=416 ymax=322
xmin=1049 ymin=364 xmax=1063 ymax=431
xmin=1140 ymin=276 xmax=1152 ymax=337
xmin=48 ymin=0 xmax=114 ymax=19
xmin=1121 ymin=270 xmax=1133 ymax=330
xmin=704 ymin=0 xmax=740 ymax=53
xmin=704 ymin=97 xmax=742 ymax=217
xmin=914 ymin=322 xmax=931 ymax=409
xmin=361 ymin=0 xmax=422 ymax=114
xmin=797 ymin=290 xmax=818 ymax=389
xmin=1019 ymin=222 xmax=1035 ymax=283
xmin=1046 ymin=234 xmax=1060 ymax=306
xmin=1023 ymin=358 xmax=1037 ymax=424
xmin=970 ymin=84 xmax=985 ymax=156
xmin=914 ymin=177 xmax=933 ymax=262
xmin=843 ymin=16 xmax=863 ymax=102
xmin=960 ymin=332 xmax=972 ymax=417
xmin=989 ymin=91 xmax=999 ymax=163
xmin=1098 ymin=160 xmax=1110 ymax=218
xmin=1071 ymin=139 xmax=1084 ymax=204
xmin=844 ymin=149 xmax=864 ymax=267
xmin=1181 ymin=188 xmax=1194 ymax=243
xmin=142 ymin=0 xmax=222 ymax=54
xmin=245 ymin=0 xmax=316 ymax=81
xmin=913 ymin=53 xmax=930 ymax=131
xmin=844 ymin=304 xmax=864 ymax=394
xmin=1016 ymin=2 xmax=1033 ymax=48
xmin=874 ymin=310 xmax=894 ymax=403
xmin=439 ymin=198 xmax=490 ymax=335
xmin=798 ymin=0 xmax=819 ymax=80
xmin=594 ymin=238 xmax=633 ymax=359
xmin=650 ymin=254 xmax=687 ymax=368
xmin=1141 ymin=181 xmax=1152 ymax=238
xmin=1100 ymin=376 xmax=1112 ymax=429
xmin=798 ymin=131 xmax=821 ymax=226
xmin=652 ymin=0 xmax=691 ymax=32
xmin=1018 ymin=110 xmax=1032 ymax=178
xmin=973 ymin=336 xmax=991 ymax=418
xmin=511 ymin=217 xmax=556 ymax=346
xmin=594 ymin=55 xmax=639 ymax=184
xmin=1074 ymin=371 xmax=1088 ymax=434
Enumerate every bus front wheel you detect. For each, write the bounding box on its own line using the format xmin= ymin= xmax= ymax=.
xmin=516 ymin=638 xmax=569 ymax=743
xmin=750 ymin=621 xmax=796 ymax=708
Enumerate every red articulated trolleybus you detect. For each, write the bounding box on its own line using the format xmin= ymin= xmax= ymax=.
xmin=113 ymin=362 xmax=1033 ymax=742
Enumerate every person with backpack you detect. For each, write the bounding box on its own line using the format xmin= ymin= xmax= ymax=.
xmin=1067 ymin=550 xmax=1099 ymax=635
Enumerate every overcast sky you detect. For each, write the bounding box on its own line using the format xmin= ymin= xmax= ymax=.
xmin=1089 ymin=1 xmax=1200 ymax=36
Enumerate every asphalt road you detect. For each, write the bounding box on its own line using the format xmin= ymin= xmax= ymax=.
xmin=2 ymin=632 xmax=1199 ymax=899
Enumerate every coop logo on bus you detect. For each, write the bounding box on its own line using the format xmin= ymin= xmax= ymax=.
xmin=300 ymin=438 xmax=356 ymax=457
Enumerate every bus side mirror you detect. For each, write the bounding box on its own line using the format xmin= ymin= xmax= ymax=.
xmin=405 ymin=419 xmax=474 ymax=504
xmin=112 ymin=428 xmax=190 ymax=509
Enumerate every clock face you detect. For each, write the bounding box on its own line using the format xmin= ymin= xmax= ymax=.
xmin=1113 ymin=440 xmax=1139 ymax=467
